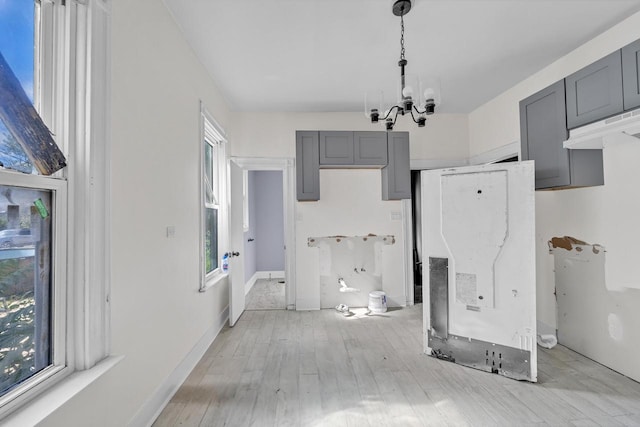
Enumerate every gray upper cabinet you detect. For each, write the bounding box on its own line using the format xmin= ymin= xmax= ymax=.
xmin=296 ymin=131 xmax=320 ymax=201
xmin=354 ymin=131 xmax=387 ymax=165
xmin=623 ymin=38 xmax=640 ymax=111
xmin=382 ymin=132 xmax=411 ymax=200
xmin=520 ymin=80 xmax=603 ymax=189
xmin=319 ymin=131 xmax=354 ymax=165
xmin=296 ymin=130 xmax=410 ymax=200
xmin=520 ymin=80 xmax=571 ymax=189
xmin=565 ymin=50 xmax=624 ymax=129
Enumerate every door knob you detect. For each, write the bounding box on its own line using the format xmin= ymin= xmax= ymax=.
xmin=231 ymin=251 xmax=240 ymax=257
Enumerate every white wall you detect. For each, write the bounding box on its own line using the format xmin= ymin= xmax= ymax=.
xmin=467 ymin=10 xmax=640 ymax=373
xmin=230 ymin=112 xmax=469 ymax=161
xmin=469 ymin=11 xmax=640 ymax=158
xmin=36 ymin=0 xmax=232 ymax=425
xmin=297 ymin=169 xmax=405 ymax=310
xmin=253 ymin=171 xmax=285 ymax=272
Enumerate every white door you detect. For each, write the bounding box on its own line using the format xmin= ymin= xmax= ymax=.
xmin=421 ymin=161 xmax=537 ymax=381
xmin=228 ymin=160 xmax=246 ymax=326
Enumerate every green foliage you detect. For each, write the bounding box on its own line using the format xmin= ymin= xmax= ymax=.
xmin=0 ymin=292 xmax=36 ymax=395
xmin=0 ymin=258 xmax=34 ymax=297
xmin=0 ymin=258 xmax=39 ymax=395
xmin=205 ymin=229 xmax=212 ymax=273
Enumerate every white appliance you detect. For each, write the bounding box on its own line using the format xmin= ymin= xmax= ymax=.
xmin=421 ymin=161 xmax=537 ymax=382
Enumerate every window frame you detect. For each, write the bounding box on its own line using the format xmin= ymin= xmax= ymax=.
xmin=0 ymin=0 xmax=112 ymax=417
xmin=0 ymin=170 xmax=68 ymax=412
xmin=200 ymin=104 xmax=227 ymax=291
xmin=203 ymin=138 xmax=220 ymax=276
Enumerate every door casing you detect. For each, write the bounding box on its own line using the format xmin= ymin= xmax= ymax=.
xmin=229 ymin=157 xmax=296 ymax=310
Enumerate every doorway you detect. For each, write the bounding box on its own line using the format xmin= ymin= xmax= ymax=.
xmin=244 ymin=170 xmax=286 ymax=310
xmin=229 ymin=157 xmax=295 ymax=317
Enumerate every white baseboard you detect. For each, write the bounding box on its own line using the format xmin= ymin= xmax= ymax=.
xmin=244 ymin=272 xmax=259 ymax=295
xmin=129 ymin=305 xmax=229 ymax=427
xmin=256 ymin=270 xmax=285 ymax=280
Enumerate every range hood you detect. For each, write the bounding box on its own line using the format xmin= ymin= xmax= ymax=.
xmin=563 ymin=108 xmax=640 ymax=149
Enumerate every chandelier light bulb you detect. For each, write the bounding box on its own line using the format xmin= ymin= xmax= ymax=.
xmin=423 ymin=87 xmax=435 ymax=101
xmin=402 ymin=86 xmax=414 ymax=98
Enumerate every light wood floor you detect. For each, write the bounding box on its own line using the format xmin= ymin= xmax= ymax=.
xmin=154 ymin=305 xmax=640 ymax=426
xmin=245 ymin=279 xmax=286 ymax=310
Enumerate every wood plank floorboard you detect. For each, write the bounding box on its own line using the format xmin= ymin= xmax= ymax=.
xmin=245 ymin=279 xmax=286 ymax=310
xmin=153 ymin=304 xmax=640 ymax=426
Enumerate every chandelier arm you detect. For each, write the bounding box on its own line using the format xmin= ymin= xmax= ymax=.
xmin=409 ymin=107 xmax=422 ymax=124
xmin=380 ymin=105 xmax=400 ymax=121
xmin=413 ymin=105 xmax=427 ymax=115
xmin=392 ymin=107 xmax=400 ymax=126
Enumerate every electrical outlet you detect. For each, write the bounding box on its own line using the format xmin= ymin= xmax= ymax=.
xmin=166 ymin=226 xmax=176 ymax=238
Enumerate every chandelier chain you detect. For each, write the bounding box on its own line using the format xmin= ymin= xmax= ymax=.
xmin=400 ymin=13 xmax=405 ymax=61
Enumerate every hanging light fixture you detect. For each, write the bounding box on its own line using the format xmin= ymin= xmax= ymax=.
xmin=365 ymin=0 xmax=440 ymax=131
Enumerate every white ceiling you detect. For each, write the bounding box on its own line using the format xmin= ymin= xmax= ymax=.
xmin=162 ymin=0 xmax=640 ymax=114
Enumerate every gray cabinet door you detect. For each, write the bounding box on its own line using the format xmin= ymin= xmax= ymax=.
xmin=520 ymin=80 xmax=571 ymax=189
xmin=565 ymin=50 xmax=623 ymax=129
xmin=623 ymin=38 xmax=640 ymax=111
xmin=382 ymin=132 xmax=411 ymax=200
xmin=319 ymin=131 xmax=354 ymax=165
xmin=353 ymin=131 xmax=387 ymax=165
xmin=296 ymin=131 xmax=320 ymax=201
xmin=521 ymin=80 xmax=604 ymax=189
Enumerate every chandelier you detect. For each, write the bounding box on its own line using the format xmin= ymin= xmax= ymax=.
xmin=366 ymin=0 xmax=440 ymax=131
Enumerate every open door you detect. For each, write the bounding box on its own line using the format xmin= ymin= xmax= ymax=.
xmin=228 ymin=160 xmax=245 ymax=326
xmin=421 ymin=161 xmax=537 ymax=382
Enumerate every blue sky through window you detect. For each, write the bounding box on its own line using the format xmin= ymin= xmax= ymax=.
xmin=0 ymin=0 xmax=36 ymax=173
xmin=0 ymin=0 xmax=35 ymax=100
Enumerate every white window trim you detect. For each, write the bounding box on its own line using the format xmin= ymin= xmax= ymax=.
xmin=0 ymin=0 xmax=113 ymax=418
xmin=59 ymin=0 xmax=112 ymax=371
xmin=200 ymin=103 xmax=228 ymax=292
xmin=0 ymin=170 xmax=68 ymax=413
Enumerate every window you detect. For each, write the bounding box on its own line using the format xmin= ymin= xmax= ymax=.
xmin=0 ymin=0 xmax=110 ymax=416
xmin=0 ymin=3 xmax=66 ymax=176
xmin=0 ymin=0 xmax=66 ymax=402
xmin=0 ymin=175 xmax=66 ymax=403
xmin=201 ymin=107 xmax=227 ymax=290
xmin=0 ymin=186 xmax=52 ymax=395
xmin=203 ymin=140 xmax=219 ymax=273
xmin=0 ymin=0 xmax=35 ymax=174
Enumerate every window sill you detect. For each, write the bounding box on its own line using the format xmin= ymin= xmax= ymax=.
xmin=3 ymin=355 xmax=124 ymax=426
xmin=200 ymin=271 xmax=228 ymax=292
